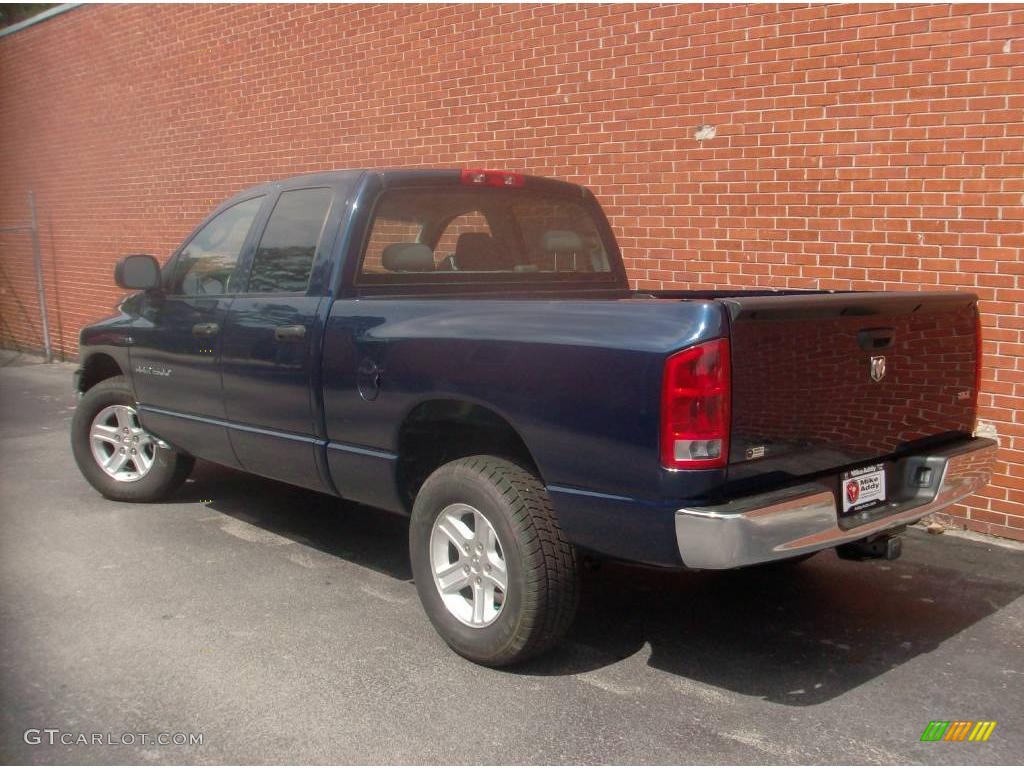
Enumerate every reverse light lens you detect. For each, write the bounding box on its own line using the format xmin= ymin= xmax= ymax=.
xmin=660 ymin=338 xmax=731 ymax=470
xmin=460 ymin=169 xmax=526 ymax=188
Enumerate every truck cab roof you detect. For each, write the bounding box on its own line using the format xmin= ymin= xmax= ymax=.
xmin=220 ymin=168 xmax=591 ymax=209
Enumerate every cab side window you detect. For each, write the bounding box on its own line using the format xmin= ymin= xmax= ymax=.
xmin=171 ymin=196 xmax=264 ymax=296
xmin=246 ymin=188 xmax=334 ymax=294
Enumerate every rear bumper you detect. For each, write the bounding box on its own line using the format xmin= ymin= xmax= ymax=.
xmin=675 ymin=438 xmax=997 ymax=569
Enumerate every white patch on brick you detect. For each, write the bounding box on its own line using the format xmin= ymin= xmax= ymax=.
xmin=694 ymin=124 xmax=717 ymax=141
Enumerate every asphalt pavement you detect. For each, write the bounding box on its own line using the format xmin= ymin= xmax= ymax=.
xmin=1 ymin=351 xmax=1022 ymax=764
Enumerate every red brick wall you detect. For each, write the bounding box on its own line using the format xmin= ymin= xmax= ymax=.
xmin=0 ymin=3 xmax=1021 ymax=539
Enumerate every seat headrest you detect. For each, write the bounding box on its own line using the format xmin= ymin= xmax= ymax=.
xmin=543 ymin=230 xmax=583 ymax=253
xmin=382 ymin=243 xmax=434 ymax=272
xmin=454 ymin=232 xmax=515 ymax=271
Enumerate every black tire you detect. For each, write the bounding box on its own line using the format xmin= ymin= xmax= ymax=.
xmin=71 ymin=376 xmax=194 ymax=502
xmin=409 ymin=455 xmax=578 ymax=667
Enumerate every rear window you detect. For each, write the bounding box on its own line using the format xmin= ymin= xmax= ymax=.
xmin=358 ymin=188 xmax=613 ymax=284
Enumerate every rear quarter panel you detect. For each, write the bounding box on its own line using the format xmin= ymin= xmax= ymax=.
xmin=320 ymin=298 xmax=728 ymax=510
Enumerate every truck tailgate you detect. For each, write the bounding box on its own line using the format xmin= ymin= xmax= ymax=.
xmin=723 ymin=292 xmax=979 ymax=485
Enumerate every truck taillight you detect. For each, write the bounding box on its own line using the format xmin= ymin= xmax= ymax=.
xmin=460 ymin=169 xmax=525 ymax=188
xmin=660 ymin=338 xmax=731 ymax=470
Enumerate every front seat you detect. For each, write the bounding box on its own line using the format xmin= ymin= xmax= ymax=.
xmin=181 ymin=270 xmax=224 ymax=295
xmin=453 ymin=232 xmax=516 ymax=271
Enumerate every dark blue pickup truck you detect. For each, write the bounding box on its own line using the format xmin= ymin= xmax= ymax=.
xmin=72 ymin=168 xmax=997 ymax=665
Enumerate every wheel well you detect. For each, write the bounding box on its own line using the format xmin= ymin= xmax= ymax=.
xmin=396 ymin=399 xmax=540 ymax=509
xmin=79 ymin=353 xmax=123 ymax=392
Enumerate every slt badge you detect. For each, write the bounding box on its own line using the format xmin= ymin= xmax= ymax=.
xmin=135 ymin=365 xmax=172 ymax=377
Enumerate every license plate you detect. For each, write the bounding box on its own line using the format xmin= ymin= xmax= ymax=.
xmin=841 ymin=464 xmax=886 ymax=513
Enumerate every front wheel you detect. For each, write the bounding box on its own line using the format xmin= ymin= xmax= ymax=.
xmin=71 ymin=376 xmax=194 ymax=502
xmin=409 ymin=456 xmax=578 ymax=666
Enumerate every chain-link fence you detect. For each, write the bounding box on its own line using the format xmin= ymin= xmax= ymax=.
xmin=0 ymin=192 xmax=52 ymax=362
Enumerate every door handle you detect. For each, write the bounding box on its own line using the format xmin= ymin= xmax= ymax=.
xmin=192 ymin=322 xmax=220 ymax=337
xmin=274 ymin=324 xmax=307 ymax=342
xmin=857 ymin=327 xmax=894 ymax=351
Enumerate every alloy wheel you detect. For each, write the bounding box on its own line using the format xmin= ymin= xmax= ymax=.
xmin=89 ymin=404 xmax=158 ymax=482
xmin=429 ymin=503 xmax=508 ymax=627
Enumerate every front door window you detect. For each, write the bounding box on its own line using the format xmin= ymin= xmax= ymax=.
xmin=170 ymin=196 xmax=264 ymax=296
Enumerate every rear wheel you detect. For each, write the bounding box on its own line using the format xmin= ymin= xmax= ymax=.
xmin=71 ymin=376 xmax=194 ymax=501
xmin=409 ymin=456 xmax=578 ymax=666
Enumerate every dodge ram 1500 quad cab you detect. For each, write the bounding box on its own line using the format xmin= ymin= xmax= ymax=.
xmin=72 ymin=169 xmax=996 ymax=666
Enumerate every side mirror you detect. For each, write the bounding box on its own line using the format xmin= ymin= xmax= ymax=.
xmin=114 ymin=254 xmax=161 ymax=291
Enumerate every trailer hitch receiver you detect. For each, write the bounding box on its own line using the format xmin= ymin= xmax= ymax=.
xmin=836 ymin=530 xmax=904 ymax=561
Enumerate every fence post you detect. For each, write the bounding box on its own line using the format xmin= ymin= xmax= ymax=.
xmin=28 ymin=191 xmax=52 ymax=363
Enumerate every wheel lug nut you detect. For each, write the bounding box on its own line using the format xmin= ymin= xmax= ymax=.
xmin=485 ymin=564 xmax=491 ymax=572
xmin=476 ymin=577 xmax=482 ymax=585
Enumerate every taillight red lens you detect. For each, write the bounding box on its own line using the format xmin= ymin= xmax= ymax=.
xmin=660 ymin=338 xmax=731 ymax=470
xmin=460 ymin=169 xmax=525 ymax=188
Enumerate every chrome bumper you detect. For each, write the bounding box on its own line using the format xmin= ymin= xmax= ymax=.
xmin=675 ymin=438 xmax=998 ymax=569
